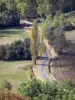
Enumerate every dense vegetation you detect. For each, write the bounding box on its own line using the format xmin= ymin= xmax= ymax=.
xmin=37 ymin=0 xmax=75 ymax=16
xmin=0 ymin=38 xmax=31 ymax=60
xmin=19 ymin=79 xmax=75 ymax=100
xmin=0 ymin=0 xmax=75 ymax=100
xmin=0 ymin=0 xmax=37 ymax=26
xmin=0 ymin=0 xmax=75 ymax=26
xmin=41 ymin=13 xmax=67 ymax=53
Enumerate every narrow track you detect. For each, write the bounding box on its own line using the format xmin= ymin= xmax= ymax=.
xmin=40 ymin=52 xmax=52 ymax=82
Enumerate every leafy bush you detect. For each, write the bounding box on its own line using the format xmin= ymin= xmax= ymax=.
xmin=0 ymin=1 xmax=20 ymax=26
xmin=64 ymin=20 xmax=75 ymax=31
xmin=62 ymin=80 xmax=75 ymax=91
xmin=19 ymin=79 xmax=43 ymax=98
xmin=33 ymin=94 xmax=48 ymax=100
xmin=0 ymin=38 xmax=32 ymax=61
xmin=19 ymin=79 xmax=75 ymax=100
xmin=64 ymin=16 xmax=75 ymax=31
xmin=1 ymin=80 xmax=12 ymax=90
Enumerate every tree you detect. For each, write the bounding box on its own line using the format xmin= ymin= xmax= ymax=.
xmin=37 ymin=0 xmax=63 ymax=17
xmin=0 ymin=0 xmax=20 ymax=26
xmin=29 ymin=19 xmax=39 ymax=65
xmin=42 ymin=12 xmax=66 ymax=53
xmin=53 ymin=27 xmax=66 ymax=53
xmin=16 ymin=0 xmax=37 ymax=19
xmin=38 ymin=42 xmax=46 ymax=59
xmin=37 ymin=0 xmax=75 ymax=17
xmin=63 ymin=0 xmax=75 ymax=13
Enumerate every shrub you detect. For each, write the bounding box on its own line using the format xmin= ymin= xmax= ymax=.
xmin=19 ymin=79 xmax=75 ymax=100
xmin=62 ymin=80 xmax=75 ymax=91
xmin=0 ymin=38 xmax=32 ymax=61
xmin=1 ymin=80 xmax=12 ymax=90
xmin=0 ymin=45 xmax=6 ymax=60
xmin=33 ymin=94 xmax=48 ymax=100
xmin=18 ymin=79 xmax=43 ymax=98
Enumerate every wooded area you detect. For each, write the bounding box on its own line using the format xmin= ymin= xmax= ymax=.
xmin=0 ymin=0 xmax=75 ymax=26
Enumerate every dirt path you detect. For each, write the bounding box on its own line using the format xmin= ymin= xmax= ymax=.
xmin=25 ymin=26 xmax=57 ymax=81
xmin=33 ymin=65 xmax=44 ymax=81
xmin=33 ymin=39 xmax=57 ymax=81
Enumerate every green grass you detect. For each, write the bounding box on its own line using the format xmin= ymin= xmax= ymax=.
xmin=0 ymin=61 xmax=32 ymax=92
xmin=0 ymin=28 xmax=28 ymax=45
xmin=65 ymin=30 xmax=75 ymax=52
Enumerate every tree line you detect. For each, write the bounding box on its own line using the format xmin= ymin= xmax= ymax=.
xmin=0 ymin=38 xmax=31 ymax=61
xmin=37 ymin=0 xmax=75 ymax=16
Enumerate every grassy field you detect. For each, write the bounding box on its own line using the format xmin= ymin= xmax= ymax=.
xmin=65 ymin=30 xmax=75 ymax=43
xmin=0 ymin=61 xmax=32 ymax=92
xmin=0 ymin=28 xmax=28 ymax=45
xmin=52 ymin=30 xmax=75 ymax=83
xmin=0 ymin=28 xmax=32 ymax=92
xmin=65 ymin=30 xmax=75 ymax=52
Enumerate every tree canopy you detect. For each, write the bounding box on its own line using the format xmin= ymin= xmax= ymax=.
xmin=0 ymin=0 xmax=75 ymax=26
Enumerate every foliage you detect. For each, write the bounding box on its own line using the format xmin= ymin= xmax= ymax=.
xmin=64 ymin=17 xmax=75 ymax=31
xmin=42 ymin=12 xmax=67 ymax=53
xmin=0 ymin=38 xmax=31 ymax=61
xmin=0 ymin=0 xmax=37 ymax=25
xmin=53 ymin=27 xmax=67 ymax=53
xmin=37 ymin=0 xmax=63 ymax=16
xmin=38 ymin=42 xmax=46 ymax=57
xmin=16 ymin=0 xmax=37 ymax=19
xmin=37 ymin=0 xmax=75 ymax=16
xmin=1 ymin=80 xmax=12 ymax=90
xmin=0 ymin=0 xmax=20 ymax=26
xmin=19 ymin=78 xmax=43 ymax=98
xmin=0 ymin=45 xmax=6 ymax=60
xmin=0 ymin=0 xmax=75 ymax=25
xmin=42 ymin=21 xmax=51 ymax=41
xmin=33 ymin=94 xmax=48 ymax=100
xmin=19 ymin=79 xmax=75 ymax=100
xmin=62 ymin=80 xmax=75 ymax=91
xmin=52 ymin=12 xmax=65 ymax=28
xmin=29 ymin=19 xmax=39 ymax=65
